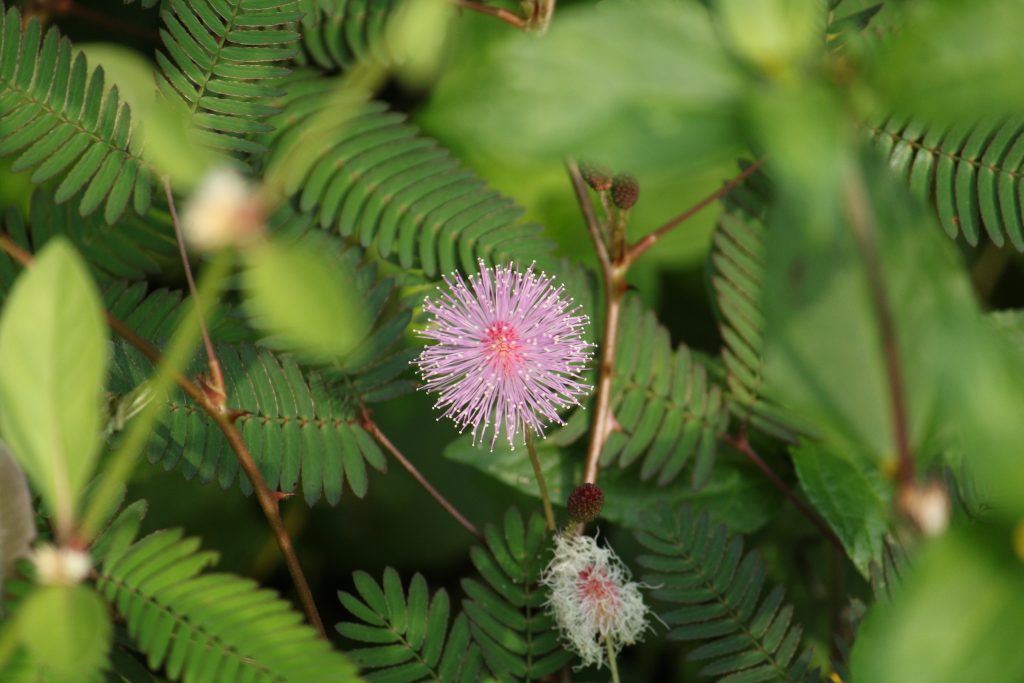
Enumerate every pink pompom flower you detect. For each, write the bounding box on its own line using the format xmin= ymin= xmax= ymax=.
xmin=414 ymin=261 xmax=593 ymax=449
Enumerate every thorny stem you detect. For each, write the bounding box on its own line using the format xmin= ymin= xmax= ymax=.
xmin=622 ymin=159 xmax=766 ymax=269
xmin=606 ymin=636 xmax=621 ymax=683
xmin=0 ymin=234 xmax=327 ymax=639
xmin=567 ymin=160 xmax=623 ymax=487
xmin=526 ymin=431 xmax=557 ymax=531
xmin=451 ymin=0 xmax=527 ymax=29
xmin=164 ymin=177 xmax=227 ymax=411
xmin=722 ymin=430 xmax=844 ymax=552
xmin=842 ymin=167 xmax=915 ymax=490
xmin=360 ymin=411 xmax=484 ymax=541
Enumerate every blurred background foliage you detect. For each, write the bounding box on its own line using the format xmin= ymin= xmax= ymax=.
xmin=2 ymin=0 xmax=1024 ymax=681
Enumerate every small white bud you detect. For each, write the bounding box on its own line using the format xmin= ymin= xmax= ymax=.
xmin=181 ymin=167 xmax=266 ymax=251
xmin=33 ymin=544 xmax=91 ymax=586
xmin=901 ymin=481 xmax=951 ymax=537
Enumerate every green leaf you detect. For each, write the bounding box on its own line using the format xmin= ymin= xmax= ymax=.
xmin=422 ymin=0 xmax=747 ymax=172
xmin=0 ymin=445 xmax=34 ymax=593
xmin=851 ymin=527 xmax=1024 ymax=683
xmin=0 ymin=238 xmax=107 ymax=535
xmin=17 ymin=585 xmax=112 ymax=683
xmin=791 ymin=442 xmax=891 ymax=577
xmin=241 ymin=234 xmax=369 ymax=364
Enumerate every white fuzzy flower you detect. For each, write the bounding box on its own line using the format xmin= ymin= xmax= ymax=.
xmin=33 ymin=544 xmax=91 ymax=586
xmin=540 ymin=532 xmax=651 ymax=669
xmin=181 ymin=167 xmax=266 ymax=251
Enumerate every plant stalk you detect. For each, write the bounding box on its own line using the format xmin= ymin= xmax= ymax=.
xmin=606 ymin=636 xmax=621 ymax=683
xmin=361 ymin=411 xmax=483 ymax=540
xmin=0 ymin=234 xmax=327 ymax=638
xmin=526 ymin=431 xmax=557 ymax=531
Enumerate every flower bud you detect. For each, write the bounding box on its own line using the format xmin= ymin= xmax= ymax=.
xmin=33 ymin=544 xmax=91 ymax=586
xmin=611 ymin=173 xmax=639 ymax=210
xmin=579 ymin=161 xmax=612 ymax=192
xmin=181 ymin=167 xmax=266 ymax=252
xmin=567 ymin=483 xmax=604 ymax=524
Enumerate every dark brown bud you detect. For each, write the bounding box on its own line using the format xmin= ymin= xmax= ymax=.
xmin=611 ymin=173 xmax=639 ymax=210
xmin=567 ymin=483 xmax=604 ymax=524
xmin=579 ymin=161 xmax=613 ymax=192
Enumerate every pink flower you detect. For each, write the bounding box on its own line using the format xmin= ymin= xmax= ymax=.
xmin=415 ymin=261 xmax=592 ymax=449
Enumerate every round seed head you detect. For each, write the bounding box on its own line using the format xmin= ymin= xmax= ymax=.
xmin=611 ymin=173 xmax=639 ymax=210
xmin=567 ymin=483 xmax=604 ymax=524
xmin=580 ymin=161 xmax=613 ymax=192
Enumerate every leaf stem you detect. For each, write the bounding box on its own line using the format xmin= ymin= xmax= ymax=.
xmin=164 ymin=177 xmax=227 ymax=411
xmin=722 ymin=430 xmax=844 ymax=552
xmin=0 ymin=234 xmax=327 ymax=638
xmin=360 ymin=412 xmax=484 ymax=541
xmin=525 ymin=431 xmax=557 ymax=531
xmin=622 ymin=158 xmax=766 ymax=269
xmin=606 ymin=636 xmax=621 ymax=683
xmin=451 ymin=0 xmax=528 ymax=29
xmin=841 ymin=167 xmax=915 ymax=489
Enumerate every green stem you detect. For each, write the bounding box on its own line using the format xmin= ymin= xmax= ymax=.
xmin=525 ymin=431 xmax=556 ymax=531
xmin=79 ymin=252 xmax=233 ymax=540
xmin=606 ymin=636 xmax=621 ymax=683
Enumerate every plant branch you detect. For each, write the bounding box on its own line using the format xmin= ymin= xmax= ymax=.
xmin=722 ymin=431 xmax=844 ymax=552
xmin=360 ymin=412 xmax=484 ymax=541
xmin=164 ymin=177 xmax=226 ymax=410
xmin=842 ymin=168 xmax=914 ymax=488
xmin=0 ymin=233 xmax=326 ymax=638
xmin=525 ymin=431 xmax=557 ymax=531
xmin=451 ymin=0 xmax=527 ymax=29
xmin=623 ymin=158 xmax=766 ymax=269
xmin=567 ymin=160 xmax=624 ymax=487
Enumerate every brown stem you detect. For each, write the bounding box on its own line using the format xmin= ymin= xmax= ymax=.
xmin=451 ymin=0 xmax=527 ymax=28
xmin=567 ymin=160 xmax=624 ymax=487
xmin=360 ymin=412 xmax=484 ymax=541
xmin=0 ymin=233 xmax=327 ymax=638
xmin=164 ymin=177 xmax=226 ymax=411
xmin=623 ymin=158 xmax=766 ymax=269
xmin=842 ymin=168 xmax=914 ymax=488
xmin=723 ymin=431 xmax=844 ymax=552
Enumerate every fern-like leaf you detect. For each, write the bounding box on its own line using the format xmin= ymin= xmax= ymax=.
xmin=104 ymin=249 xmax=412 ymax=505
xmin=598 ymin=293 xmax=728 ymax=488
xmin=0 ymin=3 xmax=153 ymax=223
xmin=297 ymin=0 xmax=398 ymax=72
xmin=156 ymin=0 xmax=301 ymax=155
xmin=336 ymin=568 xmax=483 ymax=682
xmin=93 ymin=504 xmax=361 ymax=683
xmin=708 ymin=211 xmax=811 ymax=443
xmin=263 ymin=73 xmax=553 ymax=277
xmin=462 ymin=508 xmax=571 ymax=681
xmin=869 ymin=116 xmax=1024 ymax=250
xmin=635 ymin=505 xmax=820 ymax=683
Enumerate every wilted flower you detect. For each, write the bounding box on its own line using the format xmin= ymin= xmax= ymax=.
xmin=181 ymin=167 xmax=266 ymax=251
xmin=541 ymin=533 xmax=651 ymax=669
xmin=414 ymin=261 xmax=592 ymax=448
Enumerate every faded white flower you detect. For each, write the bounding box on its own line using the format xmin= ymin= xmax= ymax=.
xmin=181 ymin=167 xmax=266 ymax=251
xmin=33 ymin=544 xmax=91 ymax=586
xmin=540 ymin=532 xmax=651 ymax=669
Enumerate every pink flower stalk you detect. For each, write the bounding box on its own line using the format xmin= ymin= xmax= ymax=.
xmin=415 ymin=261 xmax=593 ymax=449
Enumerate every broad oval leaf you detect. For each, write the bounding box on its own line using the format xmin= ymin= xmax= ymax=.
xmin=0 ymin=238 xmax=107 ymax=536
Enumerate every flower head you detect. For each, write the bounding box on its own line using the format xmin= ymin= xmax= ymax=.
xmin=181 ymin=167 xmax=266 ymax=251
xmin=541 ymin=533 xmax=651 ymax=669
xmin=415 ymin=261 xmax=592 ymax=448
